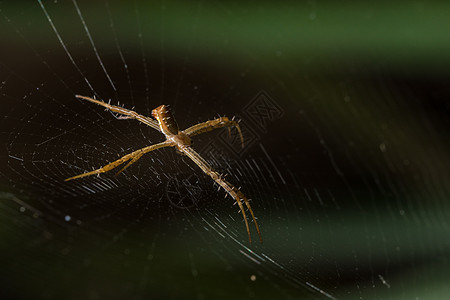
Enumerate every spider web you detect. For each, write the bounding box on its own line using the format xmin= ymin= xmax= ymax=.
xmin=1 ymin=1 xmax=450 ymax=299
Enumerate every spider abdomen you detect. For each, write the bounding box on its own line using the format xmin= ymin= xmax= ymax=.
xmin=152 ymin=105 xmax=179 ymax=135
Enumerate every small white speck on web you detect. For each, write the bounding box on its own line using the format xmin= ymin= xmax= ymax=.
xmin=378 ymin=274 xmax=391 ymax=288
xmin=65 ymin=215 xmax=71 ymax=222
xmin=250 ymin=275 xmax=256 ymax=281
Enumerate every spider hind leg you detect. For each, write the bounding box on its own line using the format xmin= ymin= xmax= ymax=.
xmin=65 ymin=141 xmax=172 ymax=181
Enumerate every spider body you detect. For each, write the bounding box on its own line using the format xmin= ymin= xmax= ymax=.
xmin=170 ymin=132 xmax=192 ymax=151
xmin=152 ymin=105 xmax=192 ymax=151
xmin=66 ymin=95 xmax=262 ymax=243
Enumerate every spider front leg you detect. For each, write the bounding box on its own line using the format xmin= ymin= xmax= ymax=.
xmin=75 ymin=95 xmax=160 ymax=131
xmin=183 ymin=117 xmax=244 ymax=148
xmin=65 ymin=141 xmax=172 ymax=181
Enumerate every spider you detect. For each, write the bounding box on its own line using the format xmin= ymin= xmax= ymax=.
xmin=66 ymin=95 xmax=262 ymax=244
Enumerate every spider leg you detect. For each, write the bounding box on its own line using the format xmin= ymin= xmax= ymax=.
xmin=75 ymin=95 xmax=160 ymax=131
xmin=183 ymin=117 xmax=244 ymax=148
xmin=234 ymin=188 xmax=261 ymax=240
xmin=181 ymin=146 xmax=262 ymax=243
xmin=115 ymin=153 xmax=144 ymax=176
xmin=65 ymin=141 xmax=172 ymax=181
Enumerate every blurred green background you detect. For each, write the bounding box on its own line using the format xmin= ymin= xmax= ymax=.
xmin=1 ymin=1 xmax=449 ymax=299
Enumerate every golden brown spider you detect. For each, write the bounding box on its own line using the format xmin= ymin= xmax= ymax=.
xmin=66 ymin=95 xmax=262 ymax=244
